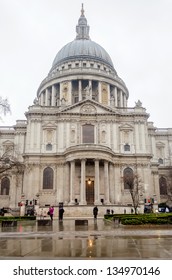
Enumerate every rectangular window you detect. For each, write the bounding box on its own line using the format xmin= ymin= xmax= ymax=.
xmin=83 ymin=124 xmax=94 ymax=143
xmin=74 ymin=96 xmax=79 ymax=103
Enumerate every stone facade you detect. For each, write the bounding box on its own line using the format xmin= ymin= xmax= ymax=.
xmin=0 ymin=6 xmax=172 ymax=215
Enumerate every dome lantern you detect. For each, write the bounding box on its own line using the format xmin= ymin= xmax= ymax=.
xmin=76 ymin=3 xmax=90 ymax=40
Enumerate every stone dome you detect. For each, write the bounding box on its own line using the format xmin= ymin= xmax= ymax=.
xmin=52 ymin=39 xmax=114 ymax=69
xmin=50 ymin=5 xmax=114 ymax=71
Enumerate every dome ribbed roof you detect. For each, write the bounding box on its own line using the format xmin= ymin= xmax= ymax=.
xmin=52 ymin=39 xmax=114 ymax=69
xmin=51 ymin=5 xmax=114 ymax=71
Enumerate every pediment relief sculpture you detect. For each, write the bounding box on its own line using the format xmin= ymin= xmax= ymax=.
xmin=80 ymin=104 xmax=97 ymax=114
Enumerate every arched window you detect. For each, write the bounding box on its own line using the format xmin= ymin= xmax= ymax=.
xmin=82 ymin=124 xmax=94 ymax=143
xmin=158 ymin=158 xmax=163 ymax=164
xmin=1 ymin=177 xmax=10 ymax=195
xmin=159 ymin=176 xmax=167 ymax=195
xmin=43 ymin=167 xmax=53 ymax=189
xmin=123 ymin=167 xmax=134 ymax=189
xmin=46 ymin=144 xmax=52 ymax=151
xmin=124 ymin=144 xmax=130 ymax=151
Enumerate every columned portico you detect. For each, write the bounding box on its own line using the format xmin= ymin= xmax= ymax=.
xmin=66 ymin=157 xmax=112 ymax=206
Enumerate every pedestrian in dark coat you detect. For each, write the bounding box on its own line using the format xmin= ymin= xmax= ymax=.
xmin=59 ymin=207 xmax=64 ymax=221
xmin=93 ymin=206 xmax=98 ymax=219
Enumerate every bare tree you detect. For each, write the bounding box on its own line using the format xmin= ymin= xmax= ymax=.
xmin=0 ymin=96 xmax=11 ymax=118
xmin=0 ymin=146 xmax=24 ymax=175
xmin=123 ymin=172 xmax=144 ymax=214
xmin=165 ymin=169 xmax=172 ymax=209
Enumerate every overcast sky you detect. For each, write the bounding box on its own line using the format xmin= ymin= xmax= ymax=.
xmin=0 ymin=0 xmax=172 ymax=128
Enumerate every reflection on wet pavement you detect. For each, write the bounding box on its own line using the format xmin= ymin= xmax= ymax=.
xmin=0 ymin=219 xmax=172 ymax=259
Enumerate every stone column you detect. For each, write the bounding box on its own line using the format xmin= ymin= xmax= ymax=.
xmin=124 ymin=94 xmax=127 ymax=107
xmin=60 ymin=82 xmax=63 ymax=102
xmin=107 ymin=84 xmax=110 ymax=106
xmin=114 ymin=87 xmax=118 ymax=107
xmin=30 ymin=120 xmax=34 ymax=149
xmin=104 ymin=161 xmax=110 ymax=204
xmin=98 ymin=82 xmax=102 ymax=103
xmin=120 ymin=90 xmax=123 ymax=107
xmin=45 ymin=88 xmax=49 ymax=106
xmin=141 ymin=123 xmax=146 ymax=152
xmin=114 ymin=164 xmax=121 ymax=204
xmin=79 ymin=80 xmax=82 ymax=101
xmin=64 ymin=162 xmax=70 ymax=204
xmin=69 ymin=161 xmax=75 ymax=204
xmin=89 ymin=80 xmax=92 ymax=99
xmin=80 ymin=159 xmax=87 ymax=205
xmin=152 ymin=171 xmax=160 ymax=202
xmin=94 ymin=159 xmax=100 ymax=205
xmin=68 ymin=81 xmax=72 ymax=105
xmin=40 ymin=92 xmax=44 ymax=106
xmin=109 ymin=163 xmax=115 ymax=203
xmin=52 ymin=85 xmax=56 ymax=106
xmin=135 ymin=122 xmax=140 ymax=153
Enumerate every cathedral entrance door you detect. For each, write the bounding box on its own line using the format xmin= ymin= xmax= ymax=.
xmin=86 ymin=180 xmax=94 ymax=205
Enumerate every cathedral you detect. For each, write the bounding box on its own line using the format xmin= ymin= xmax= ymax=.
xmin=0 ymin=6 xmax=172 ymax=216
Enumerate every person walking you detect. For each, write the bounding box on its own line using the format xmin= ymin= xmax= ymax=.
xmin=59 ymin=206 xmax=64 ymax=221
xmin=93 ymin=206 xmax=98 ymax=219
xmin=49 ymin=206 xmax=54 ymax=221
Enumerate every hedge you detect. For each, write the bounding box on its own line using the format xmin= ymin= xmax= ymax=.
xmin=0 ymin=216 xmax=36 ymax=222
xmin=104 ymin=213 xmax=172 ymax=225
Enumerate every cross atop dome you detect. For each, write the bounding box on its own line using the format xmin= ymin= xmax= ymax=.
xmin=76 ymin=4 xmax=90 ymax=40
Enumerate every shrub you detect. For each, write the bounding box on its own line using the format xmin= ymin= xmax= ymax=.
xmin=104 ymin=213 xmax=172 ymax=225
xmin=0 ymin=216 xmax=36 ymax=222
xmin=122 ymin=218 xmax=143 ymax=225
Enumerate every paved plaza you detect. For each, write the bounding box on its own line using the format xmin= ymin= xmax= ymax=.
xmin=0 ymin=218 xmax=172 ymax=259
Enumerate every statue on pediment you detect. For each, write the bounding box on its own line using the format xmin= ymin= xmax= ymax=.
xmin=135 ymin=100 xmax=142 ymax=107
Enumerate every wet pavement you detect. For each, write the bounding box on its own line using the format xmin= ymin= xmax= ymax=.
xmin=0 ymin=218 xmax=172 ymax=259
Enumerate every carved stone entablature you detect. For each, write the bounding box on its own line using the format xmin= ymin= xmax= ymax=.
xmin=56 ymin=162 xmax=66 ymax=167
xmin=80 ymin=104 xmax=97 ymax=114
xmin=134 ymin=120 xmax=146 ymax=124
xmin=30 ymin=118 xmax=42 ymax=123
xmin=39 ymin=191 xmax=56 ymax=195
xmin=151 ymin=171 xmax=159 ymax=175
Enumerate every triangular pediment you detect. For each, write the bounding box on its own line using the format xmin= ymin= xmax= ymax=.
xmin=42 ymin=122 xmax=56 ymax=129
xmin=156 ymin=141 xmax=165 ymax=147
xmin=119 ymin=123 xmax=134 ymax=130
xmin=2 ymin=140 xmax=14 ymax=146
xmin=60 ymin=99 xmax=117 ymax=115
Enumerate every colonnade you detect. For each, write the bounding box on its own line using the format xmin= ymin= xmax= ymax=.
xmin=67 ymin=159 xmax=112 ymax=205
xmin=38 ymin=79 xmax=127 ymax=108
